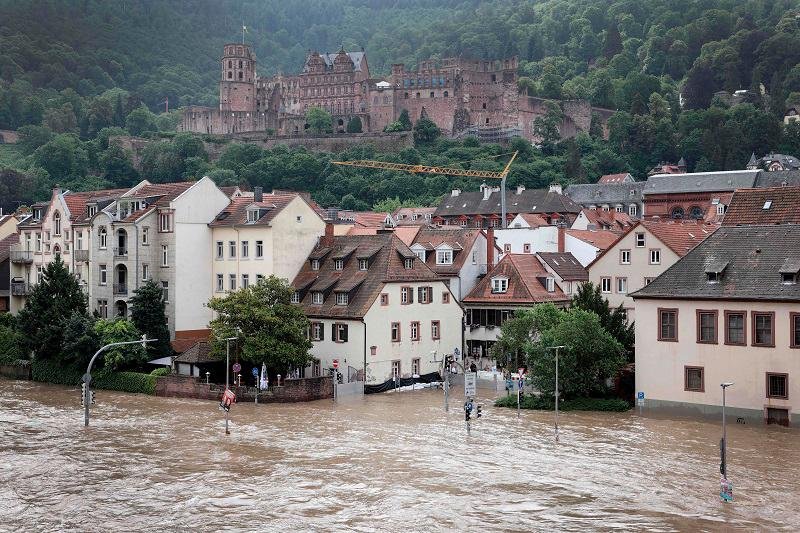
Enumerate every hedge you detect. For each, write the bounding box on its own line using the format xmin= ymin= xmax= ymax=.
xmin=31 ymin=360 xmax=157 ymax=395
xmin=494 ymin=394 xmax=630 ymax=412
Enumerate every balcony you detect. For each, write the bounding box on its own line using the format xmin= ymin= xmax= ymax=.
xmin=11 ymin=282 xmax=30 ymax=296
xmin=113 ymin=247 xmax=128 ymax=259
xmin=10 ymin=248 xmax=33 ymax=264
xmin=113 ymin=283 xmax=128 ymax=295
xmin=74 ymin=249 xmax=90 ymax=262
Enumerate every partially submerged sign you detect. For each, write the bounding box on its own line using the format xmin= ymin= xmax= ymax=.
xmin=464 ymin=371 xmax=477 ymax=398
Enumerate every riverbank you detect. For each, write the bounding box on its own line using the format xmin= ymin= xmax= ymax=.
xmin=494 ymin=393 xmax=630 ymax=412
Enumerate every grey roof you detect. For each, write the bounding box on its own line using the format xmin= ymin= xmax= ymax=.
xmin=537 ymin=252 xmax=588 ymax=281
xmin=434 ymin=189 xmax=582 ymax=217
xmin=753 ymin=153 xmax=800 ymax=171
xmin=304 ymin=51 xmax=365 ymax=72
xmin=643 ymin=170 xmax=758 ymax=195
xmin=632 ymin=225 xmax=800 ymax=302
xmin=564 ymin=182 xmax=644 ymax=204
xmin=753 ymin=169 xmax=800 ymax=188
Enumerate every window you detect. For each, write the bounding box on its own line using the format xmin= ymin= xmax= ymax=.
xmin=658 ymin=308 xmax=678 ymax=341
xmin=229 ymin=241 xmax=236 ymax=258
xmin=161 ymin=245 xmax=169 ymax=267
xmin=311 ymin=259 xmax=320 ymax=271
xmin=431 ymin=320 xmax=440 ymax=340
xmin=684 ymin=366 xmax=704 ymax=392
xmin=391 ymin=322 xmax=401 ymax=342
xmin=410 ymin=321 xmax=420 ymax=341
xmin=142 ymin=227 xmax=149 ymax=245
xmin=616 ymin=277 xmax=627 ymax=294
xmin=161 ymin=281 xmax=169 ymax=303
xmin=334 ymin=259 xmax=344 ymax=271
xmin=380 ymin=293 xmax=389 ymax=306
xmin=717 ymin=204 xmax=725 ymax=216
xmin=53 ymin=211 xmax=61 ymax=236
xmin=442 ymin=292 xmax=450 ymax=304
xmin=229 ymin=274 xmax=236 ymax=291
xmin=782 ymin=272 xmax=797 ymax=285
xmin=290 ymin=291 xmax=300 ymax=303
xmin=98 ymin=227 xmax=107 ymax=249
xmin=99 ymin=264 xmax=107 ymax=285
xmin=412 ymin=358 xmax=420 ymax=376
xmin=523 ymin=243 xmax=531 ymax=253
xmin=392 ymin=360 xmax=401 ymax=378
xmin=404 ymin=258 xmax=414 ymax=269
xmin=335 ymin=292 xmax=348 ymax=305
xmin=76 ymin=232 xmax=83 ymax=250
xmin=725 ymin=311 xmax=746 ymax=345
xmin=216 ymin=241 xmax=223 ymax=259
xmin=504 ymin=243 xmax=511 ymax=253
xmin=414 ymin=249 xmax=426 ymax=261
xmin=246 ymin=209 xmax=260 ymax=223
xmin=256 ymin=240 xmax=263 ymax=258
xmin=434 ymin=248 xmax=454 ymax=265
xmin=418 ymin=286 xmax=432 ymax=304
xmin=752 ymin=311 xmax=775 ymax=347
xmin=241 ymin=241 xmax=249 ymax=258
xmin=697 ymin=310 xmax=717 ymax=344
xmin=312 ymin=360 xmax=321 ymax=377
xmin=620 ymin=250 xmax=631 ymax=264
xmin=310 ymin=322 xmax=323 ymax=341
xmin=401 ymin=286 xmax=414 ymax=304
xmin=158 ymin=212 xmax=173 ymax=232
xmin=216 ymin=274 xmax=224 ymax=292
xmin=97 ymin=299 xmax=108 ymax=319
xmin=791 ymin=313 xmax=800 ymax=348
xmin=312 ymin=292 xmax=323 ymax=304
xmin=491 ymin=277 xmax=508 ymax=294
xmin=87 ymin=205 xmax=97 ymax=218
xmin=358 ymin=258 xmax=369 ymax=271
xmin=629 ymin=205 xmax=637 ymax=217
xmin=142 ymin=263 xmax=149 ymax=281
xmin=600 ymin=277 xmax=611 ymax=293
xmin=241 ymin=274 xmax=249 ymax=289
xmin=333 ymin=323 xmax=348 ymax=343
xmin=649 ymin=249 xmax=661 ymax=265
xmin=635 ymin=233 xmax=645 ymax=247
xmin=766 ymin=373 xmax=788 ymax=399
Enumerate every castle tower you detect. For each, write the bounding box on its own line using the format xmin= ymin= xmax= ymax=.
xmin=220 ymin=44 xmax=256 ymax=112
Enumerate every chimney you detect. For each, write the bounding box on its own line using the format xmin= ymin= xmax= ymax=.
xmin=451 ymin=189 xmax=461 ymax=197
xmin=321 ymin=222 xmax=335 ymax=246
xmin=254 ymin=186 xmax=263 ymax=203
xmin=481 ymin=183 xmax=492 ymax=200
xmin=486 ymin=227 xmax=495 ymax=267
xmin=557 ymin=225 xmax=565 ymax=252
xmin=516 ymin=184 xmax=525 ymax=195
xmin=549 ymin=183 xmax=563 ymax=195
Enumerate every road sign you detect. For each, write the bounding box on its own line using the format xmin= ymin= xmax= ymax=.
xmin=637 ymin=391 xmax=645 ymax=406
xmin=518 ymin=378 xmax=524 ymax=390
xmin=518 ymin=367 xmax=525 ymax=377
xmin=464 ymin=371 xmax=477 ymax=398
xmin=333 ymin=359 xmax=339 ymax=369
xmin=453 ymin=348 xmax=460 ymax=357
xmin=251 ymin=367 xmax=259 ymax=378
xmin=232 ymin=363 xmax=241 ymax=373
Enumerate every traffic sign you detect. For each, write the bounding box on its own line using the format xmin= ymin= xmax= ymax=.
xmin=637 ymin=391 xmax=645 ymax=406
xmin=518 ymin=367 xmax=525 ymax=377
xmin=453 ymin=348 xmax=460 ymax=357
xmin=232 ymin=363 xmax=241 ymax=373
xmin=464 ymin=371 xmax=477 ymax=398
xmin=251 ymin=367 xmax=259 ymax=377
xmin=332 ymin=359 xmax=339 ymax=369
xmin=518 ymin=378 xmax=524 ymax=390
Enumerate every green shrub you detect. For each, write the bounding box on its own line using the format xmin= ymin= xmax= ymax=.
xmin=31 ymin=360 xmax=157 ymax=394
xmin=494 ymin=394 xmax=630 ymax=412
xmin=150 ymin=367 xmax=170 ymax=377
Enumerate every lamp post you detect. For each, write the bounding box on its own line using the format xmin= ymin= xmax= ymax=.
xmin=720 ymin=381 xmax=734 ymax=500
xmin=547 ymin=345 xmax=565 ymax=443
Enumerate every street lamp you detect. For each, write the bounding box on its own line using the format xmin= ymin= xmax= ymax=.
xmin=547 ymin=345 xmax=566 ymax=443
xmin=720 ymin=382 xmax=734 ymax=499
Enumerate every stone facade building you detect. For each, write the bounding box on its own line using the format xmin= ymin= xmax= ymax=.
xmin=180 ymin=44 xmax=613 ymax=142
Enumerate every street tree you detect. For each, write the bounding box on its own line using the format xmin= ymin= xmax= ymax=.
xmin=492 ymin=304 xmax=562 ymax=369
xmin=571 ymin=282 xmax=634 ymax=358
xmin=207 ymin=276 xmax=312 ymax=372
xmin=93 ymin=319 xmax=147 ymax=370
xmin=129 ymin=279 xmax=172 ymax=358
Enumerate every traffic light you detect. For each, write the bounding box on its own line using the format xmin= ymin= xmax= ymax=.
xmin=476 ymin=404 xmax=482 ymax=418
xmin=464 ymin=400 xmax=472 ymax=421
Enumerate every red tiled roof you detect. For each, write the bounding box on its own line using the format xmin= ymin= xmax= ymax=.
xmin=722 ymin=187 xmax=800 ymax=226
xmin=354 ymin=211 xmax=390 ymax=228
xmin=581 ymin=209 xmax=635 ymax=233
xmin=520 ymin=213 xmax=549 ymax=227
xmin=209 ymin=193 xmax=303 ymax=227
xmin=412 ymin=227 xmax=482 ymax=276
xmin=598 ymin=173 xmax=632 ymax=184
xmin=63 ymin=188 xmax=129 ymax=223
xmin=565 ymin=229 xmax=620 ymax=250
xmin=463 ymin=254 xmax=570 ymax=305
xmin=130 ymin=182 xmax=195 ymax=206
xmin=640 ymin=219 xmax=718 ymax=256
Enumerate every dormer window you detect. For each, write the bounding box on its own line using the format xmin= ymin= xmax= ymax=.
xmin=781 ymin=272 xmax=797 ymax=285
xmin=436 ymin=249 xmax=453 ymax=265
xmin=358 ymin=259 xmax=369 ymax=270
xmin=404 ymin=258 xmax=414 ymax=269
xmin=779 ymin=260 xmax=800 ymax=285
xmin=763 ymin=200 xmax=773 ymax=210
xmin=334 ymin=259 xmax=344 ymax=271
xmin=246 ymin=209 xmax=260 ymax=223
xmin=705 ymin=261 xmax=728 ymax=284
xmin=706 ymin=272 xmax=720 ymax=283
xmin=33 ymin=208 xmax=42 ymax=221
xmin=311 ymin=259 xmax=320 ymax=270
xmin=87 ymin=205 xmax=97 ymax=218
xmin=335 ymin=292 xmax=348 ymax=305
xmin=291 ymin=291 xmax=300 ymax=303
xmin=545 ymin=277 xmax=555 ymax=292
xmin=491 ymin=277 xmax=508 ymax=294
xmin=311 ymin=292 xmax=323 ymax=304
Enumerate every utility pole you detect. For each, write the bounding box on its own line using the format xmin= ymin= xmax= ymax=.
xmin=547 ymin=345 xmax=565 ymax=443
xmin=720 ymin=382 xmax=734 ymax=502
xmin=83 ymin=335 xmax=156 ymax=427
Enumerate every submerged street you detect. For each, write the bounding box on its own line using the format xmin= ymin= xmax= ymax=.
xmin=0 ymin=380 xmax=797 ymax=532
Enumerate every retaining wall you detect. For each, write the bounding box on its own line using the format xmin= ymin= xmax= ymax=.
xmin=155 ymin=374 xmax=333 ymax=403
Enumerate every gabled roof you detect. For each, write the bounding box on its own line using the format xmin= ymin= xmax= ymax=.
xmin=62 ymin=187 xmax=129 ymax=223
xmin=753 ymin=169 xmax=800 ymax=188
xmin=173 ymin=341 xmax=221 ymax=364
xmin=564 ymin=181 xmax=644 ymax=204
xmin=434 ymin=188 xmax=582 ymax=218
xmin=519 ymin=213 xmax=549 ymax=227
xmin=580 ymin=209 xmax=634 ymax=233
xmin=412 ymin=227 xmax=482 ymax=276
xmin=598 ymin=173 xmax=633 ymax=184
xmin=722 ymin=187 xmax=800 ymax=226
xmin=632 ymin=225 xmax=800 ymax=302
xmin=125 ymin=181 xmax=195 ymax=206
xmin=537 ymin=252 xmax=588 ymax=281
xmin=643 ymin=170 xmax=758 ymax=195
xmin=393 ymin=207 xmax=436 ymax=226
xmin=304 ymin=50 xmax=366 ymax=72
xmin=462 ymin=254 xmax=569 ymax=306
xmin=210 ymin=192 xmax=310 ymax=227
xmin=641 ymin=220 xmax=717 ymax=256
xmin=292 ymin=233 xmax=441 ymax=319
xmin=564 ymin=229 xmax=620 ymax=250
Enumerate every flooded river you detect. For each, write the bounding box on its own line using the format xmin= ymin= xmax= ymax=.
xmin=0 ymin=380 xmax=798 ymax=532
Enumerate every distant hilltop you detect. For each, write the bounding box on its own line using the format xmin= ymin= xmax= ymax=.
xmin=179 ymin=44 xmax=613 ymax=143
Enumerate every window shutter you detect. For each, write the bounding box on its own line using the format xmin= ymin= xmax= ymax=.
xmin=341 ymin=325 xmax=348 ymax=342
xmin=331 ymin=323 xmax=336 ymax=341
xmin=409 ymin=288 xmax=414 ymax=304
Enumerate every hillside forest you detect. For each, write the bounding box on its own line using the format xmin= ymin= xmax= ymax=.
xmin=1 ymin=0 xmax=800 ymax=212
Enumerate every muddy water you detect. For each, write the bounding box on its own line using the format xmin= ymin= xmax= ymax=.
xmin=0 ymin=380 xmax=798 ymax=532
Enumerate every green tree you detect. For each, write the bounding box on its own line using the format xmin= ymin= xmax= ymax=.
xmin=33 ymin=133 xmax=89 ymax=181
xmin=207 ymin=276 xmax=312 ymax=372
xmin=99 ymin=143 xmax=139 ymax=187
xmin=306 ymin=106 xmax=332 ymax=134
xmin=60 ymin=312 xmax=100 ymax=368
xmin=17 ymin=255 xmax=87 ymax=360
xmin=492 ymin=304 xmax=562 ymax=369
xmin=346 ymin=116 xmax=363 ymax=133
xmin=0 ymin=314 xmax=25 ymax=364
xmin=125 ymin=105 xmax=158 ymax=136
xmin=129 ymin=279 xmax=172 ymax=358
xmin=93 ymin=319 xmax=147 ymax=370
xmin=532 ymin=101 xmax=563 ymax=150
xmin=571 ymin=282 xmax=634 ymax=358
xmin=398 ymin=109 xmax=413 ymax=130
xmin=17 ymin=125 xmax=53 ymax=156
xmin=413 ymin=117 xmax=441 ymax=144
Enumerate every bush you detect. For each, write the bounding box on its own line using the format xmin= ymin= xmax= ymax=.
xmin=31 ymin=360 xmax=158 ymax=394
xmin=150 ymin=367 xmax=170 ymax=376
xmin=494 ymin=394 xmax=630 ymax=412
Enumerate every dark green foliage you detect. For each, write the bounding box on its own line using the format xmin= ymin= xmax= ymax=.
xmin=16 ymin=255 xmax=88 ymax=360
xmin=129 ymin=280 xmax=172 ymax=359
xmin=306 ymin=107 xmax=332 ymax=134
xmin=60 ymin=312 xmax=100 ymax=368
xmin=571 ymin=282 xmax=634 ymax=359
xmin=494 ymin=394 xmax=630 ymax=412
xmin=346 ymin=116 xmax=363 ymax=133
xmin=413 ymin=117 xmax=441 ymax=144
xmin=31 ymin=360 xmax=158 ymax=395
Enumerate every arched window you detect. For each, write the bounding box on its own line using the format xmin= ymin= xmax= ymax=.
xmin=689 ymin=206 xmax=704 ymax=220
xmin=443 ymin=91 xmax=449 ymax=97
xmin=671 ymin=206 xmax=685 ymax=219
xmin=228 ymin=71 xmax=232 ymax=79
xmin=99 ymin=226 xmax=107 ymax=249
xmin=228 ymin=60 xmax=232 ymax=68
xmin=53 ymin=211 xmax=61 ymax=236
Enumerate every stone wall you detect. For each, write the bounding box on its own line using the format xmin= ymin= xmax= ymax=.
xmin=154 ymin=374 xmax=333 ymax=403
xmin=0 ymin=363 xmax=31 ymax=380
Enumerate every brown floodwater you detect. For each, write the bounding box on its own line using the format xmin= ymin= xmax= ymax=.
xmin=0 ymin=380 xmax=798 ymax=532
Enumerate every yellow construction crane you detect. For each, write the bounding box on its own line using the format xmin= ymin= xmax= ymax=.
xmin=332 ymin=151 xmax=518 ymax=227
